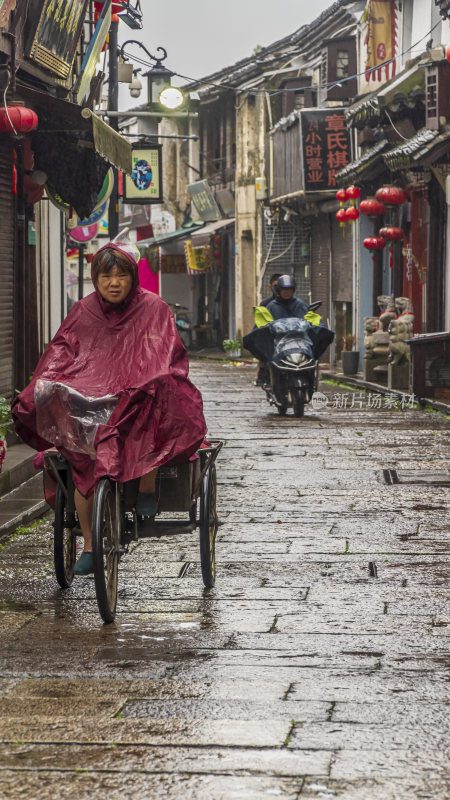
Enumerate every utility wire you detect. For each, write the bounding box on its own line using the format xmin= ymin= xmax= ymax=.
xmin=120 ymin=19 xmax=442 ymax=98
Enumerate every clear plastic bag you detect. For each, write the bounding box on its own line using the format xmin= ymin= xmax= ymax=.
xmin=270 ymin=317 xmax=314 ymax=363
xmin=35 ymin=379 xmax=117 ymax=457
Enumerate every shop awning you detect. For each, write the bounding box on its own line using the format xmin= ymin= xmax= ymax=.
xmin=383 ymin=128 xmax=450 ymax=171
xmin=377 ymin=62 xmax=425 ymax=109
xmin=137 ymin=222 xmax=206 ymax=254
xmin=189 ymin=217 xmax=235 ymax=247
xmin=17 ymin=84 xmax=131 ymax=173
xmin=336 ymin=139 xmax=389 ymax=185
xmin=15 ymin=83 xmax=132 ymax=219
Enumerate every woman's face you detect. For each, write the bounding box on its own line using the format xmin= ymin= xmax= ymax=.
xmin=97 ymin=264 xmax=133 ymax=304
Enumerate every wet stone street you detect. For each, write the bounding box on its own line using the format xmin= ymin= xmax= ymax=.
xmin=0 ymin=360 xmax=449 ymax=800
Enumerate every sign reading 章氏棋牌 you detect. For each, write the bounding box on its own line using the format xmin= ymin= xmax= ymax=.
xmin=124 ymin=147 xmax=163 ymax=205
xmin=26 ymin=0 xmax=90 ymax=80
xmin=300 ymin=110 xmax=351 ymax=193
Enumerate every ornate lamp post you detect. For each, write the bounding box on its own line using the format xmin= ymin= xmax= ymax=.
xmin=119 ymin=40 xmax=185 ymax=111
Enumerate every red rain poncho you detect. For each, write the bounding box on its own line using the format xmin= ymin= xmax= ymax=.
xmin=12 ymin=243 xmax=206 ymax=496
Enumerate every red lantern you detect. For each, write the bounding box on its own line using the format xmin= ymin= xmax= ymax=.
xmin=379 ymin=226 xmax=404 ymax=241
xmin=360 ymin=198 xmax=385 ymax=217
xmin=346 ymin=207 xmax=360 ymax=222
xmin=346 ymin=185 xmax=360 ymax=206
xmin=94 ymin=1 xmax=125 ymax=12
xmin=375 ymin=185 xmax=407 ymax=207
xmin=94 ymin=1 xmax=125 ymax=22
xmin=213 ymin=235 xmax=221 ymax=246
xmin=336 ymin=207 xmax=348 ymax=229
xmin=0 ymin=106 xmax=38 ymax=134
xmin=336 ymin=188 xmax=347 ymax=206
xmin=363 ymin=236 xmax=386 ymax=251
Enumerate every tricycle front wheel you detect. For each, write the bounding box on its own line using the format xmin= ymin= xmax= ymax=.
xmin=53 ymin=486 xmax=77 ymax=589
xmin=92 ymin=479 xmax=119 ymax=623
xmin=199 ymin=465 xmax=217 ymax=588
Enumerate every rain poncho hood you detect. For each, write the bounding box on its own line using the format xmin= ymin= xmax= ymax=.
xmin=12 ymin=231 xmax=207 ymax=496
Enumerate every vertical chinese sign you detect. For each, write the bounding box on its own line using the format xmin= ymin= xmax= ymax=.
xmin=300 ymin=110 xmax=351 ymax=192
xmin=26 ymin=0 xmax=89 ymax=80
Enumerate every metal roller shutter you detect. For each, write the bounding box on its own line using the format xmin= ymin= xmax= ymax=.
xmin=331 ymin=214 xmax=353 ymax=302
xmin=0 ymin=138 xmax=14 ymax=398
xmin=310 ymin=214 xmax=331 ymax=326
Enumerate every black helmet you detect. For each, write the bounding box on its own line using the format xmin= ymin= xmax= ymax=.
xmin=276 ymin=274 xmax=296 ymax=291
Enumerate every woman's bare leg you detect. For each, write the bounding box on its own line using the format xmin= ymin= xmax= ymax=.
xmin=74 ymin=489 xmax=94 ymax=551
xmin=139 ymin=468 xmax=158 ymax=494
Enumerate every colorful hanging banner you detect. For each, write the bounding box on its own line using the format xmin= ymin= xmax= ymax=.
xmin=184 ymin=240 xmax=213 ymax=275
xmin=0 ymin=0 xmax=16 ymax=29
xmin=123 ymin=146 xmax=163 ymax=204
xmin=364 ymin=0 xmax=397 ymax=82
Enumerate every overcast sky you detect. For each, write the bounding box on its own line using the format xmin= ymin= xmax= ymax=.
xmin=120 ymin=0 xmax=332 ymax=90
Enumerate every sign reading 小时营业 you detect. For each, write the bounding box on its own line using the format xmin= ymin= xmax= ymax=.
xmin=124 ymin=147 xmax=163 ymax=205
xmin=300 ymin=110 xmax=351 ymax=192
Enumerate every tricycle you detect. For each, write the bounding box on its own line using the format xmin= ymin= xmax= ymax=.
xmin=43 ymin=440 xmax=223 ymax=623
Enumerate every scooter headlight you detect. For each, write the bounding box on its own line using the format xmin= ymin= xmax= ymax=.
xmin=285 ymin=352 xmax=308 ymax=365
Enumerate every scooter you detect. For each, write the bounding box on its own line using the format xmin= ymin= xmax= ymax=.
xmin=170 ymin=303 xmax=193 ymax=349
xmin=264 ymin=301 xmax=323 ymax=418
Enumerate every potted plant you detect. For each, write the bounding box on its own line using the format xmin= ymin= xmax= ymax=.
xmin=0 ymin=396 xmax=12 ymax=474
xmin=341 ymin=335 xmax=360 ymax=375
xmin=222 ymin=338 xmax=242 ymax=358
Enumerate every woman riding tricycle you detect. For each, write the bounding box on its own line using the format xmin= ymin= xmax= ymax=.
xmin=11 ymin=231 xmax=221 ymax=622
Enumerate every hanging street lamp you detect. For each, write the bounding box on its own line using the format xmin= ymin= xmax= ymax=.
xmin=119 ymin=40 xmax=185 ymax=111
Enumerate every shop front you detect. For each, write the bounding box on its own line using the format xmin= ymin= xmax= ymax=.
xmin=139 ymin=219 xmax=235 ymax=348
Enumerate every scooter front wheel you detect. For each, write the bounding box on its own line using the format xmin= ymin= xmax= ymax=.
xmin=292 ymin=388 xmax=305 ymax=418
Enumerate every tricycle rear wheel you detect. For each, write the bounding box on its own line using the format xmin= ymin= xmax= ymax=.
xmin=53 ymin=486 xmax=77 ymax=589
xmin=92 ymin=479 xmax=119 ymax=623
xmin=199 ymin=465 xmax=217 ymax=588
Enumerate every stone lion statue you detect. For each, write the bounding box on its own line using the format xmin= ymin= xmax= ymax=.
xmin=364 ymin=317 xmax=378 ymax=359
xmin=395 ymin=296 xmax=414 ymax=324
xmin=388 ymin=298 xmax=414 ymax=366
xmin=377 ymin=295 xmax=397 ymax=331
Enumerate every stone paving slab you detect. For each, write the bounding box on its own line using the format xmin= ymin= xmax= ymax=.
xmin=0 ymin=717 xmax=289 ymax=747
xmin=0 ymin=744 xmax=331 ymax=777
xmin=0 ymin=771 xmax=304 ymax=800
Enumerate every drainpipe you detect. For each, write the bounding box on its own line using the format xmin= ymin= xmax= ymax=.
xmin=108 ymin=16 xmax=119 ymax=239
xmin=328 ymin=213 xmax=335 ymax=365
xmin=445 ymin=176 xmax=450 ymax=330
xmin=352 ymin=207 xmax=358 ymax=349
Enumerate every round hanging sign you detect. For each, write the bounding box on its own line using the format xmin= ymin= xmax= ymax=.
xmin=96 ymin=168 xmax=114 ymax=205
xmin=77 ymin=199 xmax=108 ymax=227
xmin=46 ymin=168 xmax=114 ymax=216
xmin=69 ymin=223 xmax=99 ymax=243
xmin=46 ymin=184 xmax=70 ymax=213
